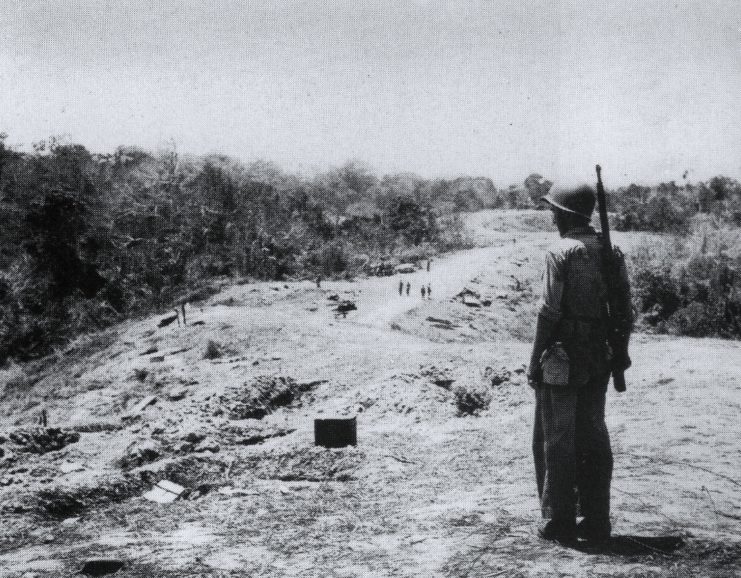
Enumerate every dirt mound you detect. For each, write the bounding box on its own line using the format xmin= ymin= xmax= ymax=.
xmin=240 ymin=447 xmax=364 ymax=482
xmin=33 ymin=474 xmax=145 ymax=519
xmin=142 ymin=455 xmax=230 ymax=489
xmin=4 ymin=428 xmax=80 ymax=454
xmin=217 ymin=422 xmax=296 ymax=446
xmin=208 ymin=376 xmax=324 ymax=420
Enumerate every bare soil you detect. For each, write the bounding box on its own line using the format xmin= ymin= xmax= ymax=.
xmin=0 ymin=210 xmax=739 ymax=577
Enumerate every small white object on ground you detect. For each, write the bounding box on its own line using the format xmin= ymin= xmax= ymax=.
xmin=143 ymin=480 xmax=186 ymax=504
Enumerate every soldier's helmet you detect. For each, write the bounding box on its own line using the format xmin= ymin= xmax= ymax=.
xmin=540 ymin=185 xmax=596 ymax=219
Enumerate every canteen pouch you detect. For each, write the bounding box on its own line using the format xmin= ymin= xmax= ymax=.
xmin=540 ymin=342 xmax=570 ymax=387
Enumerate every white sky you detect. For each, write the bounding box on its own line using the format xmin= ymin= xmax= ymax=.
xmin=1 ymin=0 xmax=740 ymax=186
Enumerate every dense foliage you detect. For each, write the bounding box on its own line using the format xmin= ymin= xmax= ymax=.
xmin=632 ymin=253 xmax=741 ymax=339
xmin=0 ymin=138 xmax=519 ymax=363
xmin=610 ymin=178 xmax=741 ymax=233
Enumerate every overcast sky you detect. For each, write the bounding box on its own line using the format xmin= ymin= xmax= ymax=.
xmin=1 ymin=0 xmax=740 ymax=186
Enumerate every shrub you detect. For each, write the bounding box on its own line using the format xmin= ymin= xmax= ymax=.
xmin=632 ymin=253 xmax=741 ymax=338
xmin=453 ymin=385 xmax=492 ymax=417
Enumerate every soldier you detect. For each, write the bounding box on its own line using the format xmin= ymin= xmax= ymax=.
xmin=528 ymin=185 xmax=632 ymax=544
xmin=427 ymin=284 xmax=431 ymax=299
xmin=421 ymin=285 xmax=426 ymax=299
xmin=399 ymin=280 xmax=404 ymax=296
xmin=406 ymin=282 xmax=410 ymax=296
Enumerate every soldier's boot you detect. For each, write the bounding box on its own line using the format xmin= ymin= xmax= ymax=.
xmin=538 ymin=518 xmax=577 ymax=544
xmin=576 ymin=517 xmax=611 ymax=543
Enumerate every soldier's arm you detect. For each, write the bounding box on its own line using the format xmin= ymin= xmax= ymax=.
xmin=528 ymin=250 xmax=564 ymax=386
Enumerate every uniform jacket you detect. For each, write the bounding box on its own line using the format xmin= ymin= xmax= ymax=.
xmin=537 ymin=226 xmax=632 ymax=387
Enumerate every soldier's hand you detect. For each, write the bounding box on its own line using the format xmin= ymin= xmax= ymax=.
xmin=527 ymin=365 xmax=541 ymax=389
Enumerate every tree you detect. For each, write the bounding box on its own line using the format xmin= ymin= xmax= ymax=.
xmin=384 ymin=195 xmax=437 ymax=245
xmin=523 ymin=173 xmax=553 ymax=206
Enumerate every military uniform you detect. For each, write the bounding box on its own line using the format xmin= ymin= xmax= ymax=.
xmin=531 ymin=224 xmax=631 ymax=529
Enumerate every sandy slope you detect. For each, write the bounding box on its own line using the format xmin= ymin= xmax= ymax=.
xmin=0 ymin=210 xmax=739 ymax=577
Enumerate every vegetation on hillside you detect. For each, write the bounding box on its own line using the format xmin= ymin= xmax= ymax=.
xmin=0 ymin=136 xmax=519 ymax=363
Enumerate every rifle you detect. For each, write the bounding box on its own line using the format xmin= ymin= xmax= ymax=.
xmin=595 ymin=165 xmax=630 ymax=392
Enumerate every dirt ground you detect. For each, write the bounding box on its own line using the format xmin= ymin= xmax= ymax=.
xmin=1 ymin=210 xmax=739 ymax=577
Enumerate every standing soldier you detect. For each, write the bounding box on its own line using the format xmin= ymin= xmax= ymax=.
xmin=399 ymin=280 xmax=404 ymax=296
xmin=427 ymin=284 xmax=431 ymax=299
xmin=528 ymin=185 xmax=632 ymax=544
xmin=427 ymin=259 xmax=431 ymax=272
xmin=316 ymin=275 xmax=322 ymax=288
xmin=405 ymin=282 xmax=410 ymax=296
xmin=421 ymin=285 xmax=426 ymax=299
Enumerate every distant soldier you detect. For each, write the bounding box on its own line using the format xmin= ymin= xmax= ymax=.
xmin=421 ymin=286 xmax=426 ymax=299
xmin=427 ymin=284 xmax=431 ymax=299
xmin=399 ymin=280 xmax=404 ymax=296
xmin=316 ymin=275 xmax=322 ymax=288
xmin=406 ymin=282 xmax=410 ymax=296
xmin=528 ymin=185 xmax=633 ymax=544
xmin=427 ymin=259 xmax=431 ymax=272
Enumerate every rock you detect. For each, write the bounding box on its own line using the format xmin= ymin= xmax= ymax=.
xmin=335 ymin=300 xmax=357 ymax=315
xmin=120 ymin=440 xmax=160 ymax=468
xmin=182 ymin=431 xmax=206 ymax=444
xmin=167 ymin=388 xmax=188 ymax=401
xmin=327 ymin=294 xmax=340 ymax=301
xmin=80 ymin=559 xmax=125 ymax=576
xmin=61 ymin=516 xmax=80 ymax=526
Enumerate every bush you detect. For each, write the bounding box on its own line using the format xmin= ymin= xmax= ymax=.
xmin=633 ymin=253 xmax=741 ymax=338
xmin=453 ymin=385 xmax=491 ymax=417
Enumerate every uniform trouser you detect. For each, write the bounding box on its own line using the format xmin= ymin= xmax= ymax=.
xmin=532 ymin=373 xmax=613 ymax=521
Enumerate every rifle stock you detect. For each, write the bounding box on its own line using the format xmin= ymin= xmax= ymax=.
xmin=596 ymin=165 xmax=628 ymax=392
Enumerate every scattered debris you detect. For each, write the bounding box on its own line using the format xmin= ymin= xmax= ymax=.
xmin=133 ymin=368 xmax=149 ymax=382
xmin=218 ymin=486 xmax=257 ymax=497
xmin=60 ymin=462 xmax=86 ymax=474
xmin=141 ymin=346 xmax=158 ymax=355
xmin=80 ymin=559 xmax=125 ymax=576
xmin=7 ymin=428 xmax=80 ymax=454
xmin=335 ymin=300 xmax=357 ymax=316
xmin=119 ymin=440 xmax=160 ymax=469
xmin=204 ymin=339 xmax=223 ymax=360
xmin=143 ymin=479 xmax=187 ymax=504
xmin=166 ymin=387 xmax=188 ymax=401
xmin=157 ymin=313 xmax=178 ymax=328
xmin=122 ymin=396 xmax=158 ymax=420
xmin=395 ymin=263 xmax=416 ymax=274
xmin=327 ymin=294 xmax=340 ymax=301
xmin=483 ymin=366 xmax=512 ymax=386
xmin=420 ymin=365 xmax=455 ymax=389
xmin=426 ymin=316 xmax=460 ymax=329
